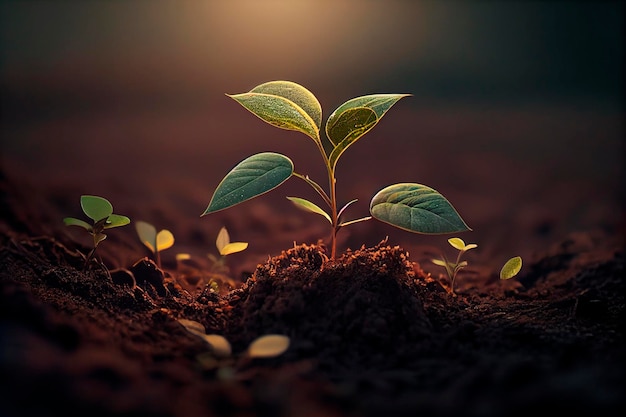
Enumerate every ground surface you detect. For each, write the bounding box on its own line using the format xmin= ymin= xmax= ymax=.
xmin=0 ymin=159 xmax=624 ymax=416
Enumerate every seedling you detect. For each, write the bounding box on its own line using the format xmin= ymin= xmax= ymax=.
xmin=63 ymin=195 xmax=130 ymax=268
xmin=432 ymin=237 xmax=523 ymax=293
xmin=178 ymin=318 xmax=290 ymax=377
xmin=202 ymin=80 xmax=470 ymax=260
xmin=208 ymin=226 xmax=249 ymax=272
xmin=431 ymin=237 xmax=477 ymax=294
xmin=135 ymin=221 xmax=175 ymax=269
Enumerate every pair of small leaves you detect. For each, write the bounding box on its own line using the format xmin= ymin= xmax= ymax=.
xmin=227 ymin=81 xmax=408 ymax=171
xmin=216 ymin=226 xmax=248 ymax=256
xmin=178 ymin=319 xmax=290 ymax=359
xmin=63 ymin=195 xmax=130 ymax=243
xmin=135 ymin=221 xmax=174 ymax=254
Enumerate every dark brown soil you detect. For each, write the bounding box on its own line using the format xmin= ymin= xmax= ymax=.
xmin=1 ymin=164 xmax=624 ymax=416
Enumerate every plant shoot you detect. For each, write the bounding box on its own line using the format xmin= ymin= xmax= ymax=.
xmin=135 ymin=220 xmax=175 ymax=269
xmin=202 ymin=81 xmax=470 ymax=260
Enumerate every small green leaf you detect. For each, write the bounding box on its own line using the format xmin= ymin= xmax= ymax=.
xmin=136 ymin=221 xmax=157 ymax=253
xmin=247 ymin=334 xmax=290 ymax=358
xmin=464 ymin=243 xmax=478 ymax=251
xmin=369 ymin=183 xmax=471 ymax=234
xmin=286 ymin=196 xmax=332 ymax=224
xmin=228 ymin=80 xmax=321 ymax=142
xmin=500 ymin=256 xmax=523 ymax=280
xmin=448 ymin=237 xmax=466 ymax=251
xmin=431 ymin=258 xmax=447 ymax=267
xmin=103 ymin=214 xmax=130 ymax=229
xmin=94 ymin=233 xmax=107 ymax=245
xmin=326 ymin=94 xmax=409 ymax=169
xmin=220 ymin=242 xmax=248 ymax=256
xmin=81 ymin=195 xmax=113 ymax=222
xmin=63 ymin=217 xmax=92 ymax=231
xmin=202 ymin=152 xmax=294 ymax=215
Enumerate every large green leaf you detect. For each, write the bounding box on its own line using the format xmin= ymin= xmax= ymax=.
xmin=81 ymin=195 xmax=113 ymax=222
xmin=326 ymin=94 xmax=409 ymax=169
xmin=227 ymin=80 xmax=322 ymax=143
xmin=202 ymin=152 xmax=294 ymax=215
xmin=369 ymin=183 xmax=471 ymax=234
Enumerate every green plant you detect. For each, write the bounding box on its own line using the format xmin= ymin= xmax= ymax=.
xmin=135 ymin=220 xmax=174 ymax=269
xmin=431 ymin=237 xmax=477 ymax=293
xmin=202 ymin=80 xmax=470 ymax=260
xmin=432 ymin=237 xmax=523 ymax=293
xmin=63 ymin=195 xmax=130 ymax=268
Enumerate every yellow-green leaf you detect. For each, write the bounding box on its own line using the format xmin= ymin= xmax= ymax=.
xmin=228 ymin=80 xmax=321 ymax=143
xmin=500 ymin=256 xmax=523 ymax=280
xmin=448 ymin=237 xmax=466 ymax=251
xmin=63 ymin=217 xmax=92 ymax=232
xmin=215 ymin=226 xmax=230 ymax=253
xmin=220 ymin=242 xmax=248 ymax=256
xmin=287 ymin=196 xmax=332 ymax=224
xmin=156 ymin=229 xmax=174 ymax=252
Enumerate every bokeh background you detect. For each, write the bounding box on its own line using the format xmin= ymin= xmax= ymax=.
xmin=1 ymin=0 xmax=623 ymax=278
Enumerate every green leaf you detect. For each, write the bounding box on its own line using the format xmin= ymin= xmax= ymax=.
xmin=136 ymin=221 xmax=157 ymax=253
xmin=431 ymin=258 xmax=447 ymax=267
xmin=104 ymin=214 xmax=130 ymax=229
xmin=81 ymin=195 xmax=113 ymax=222
xmin=220 ymin=242 xmax=248 ymax=256
xmin=326 ymin=94 xmax=409 ymax=169
xmin=247 ymin=334 xmax=290 ymax=358
xmin=227 ymin=80 xmax=321 ymax=142
xmin=202 ymin=152 xmax=294 ymax=215
xmin=286 ymin=196 xmax=332 ymax=224
xmin=369 ymin=183 xmax=471 ymax=234
xmin=500 ymin=256 xmax=523 ymax=280
xmin=63 ymin=217 xmax=92 ymax=231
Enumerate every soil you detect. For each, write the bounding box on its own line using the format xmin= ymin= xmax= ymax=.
xmin=0 ymin=158 xmax=624 ymax=417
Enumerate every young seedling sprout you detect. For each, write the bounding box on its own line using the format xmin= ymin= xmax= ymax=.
xmin=202 ymin=81 xmax=470 ymax=260
xmin=135 ymin=220 xmax=175 ymax=269
xmin=432 ymin=237 xmax=523 ymax=293
xmin=178 ymin=318 xmax=290 ymax=378
xmin=63 ymin=195 xmax=130 ymax=268
xmin=208 ymin=226 xmax=249 ymax=272
xmin=431 ymin=237 xmax=477 ymax=294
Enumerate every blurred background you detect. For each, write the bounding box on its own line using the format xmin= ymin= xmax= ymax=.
xmin=1 ymin=0 xmax=623 ymax=277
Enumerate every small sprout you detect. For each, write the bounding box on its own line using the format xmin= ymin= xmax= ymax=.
xmin=216 ymin=226 xmax=248 ymax=256
xmin=135 ymin=220 xmax=174 ymax=269
xmin=202 ymin=81 xmax=470 ymax=261
xmin=63 ymin=195 xmax=130 ymax=268
xmin=431 ymin=237 xmax=478 ymax=294
xmin=500 ymin=256 xmax=523 ymax=280
xmin=247 ymin=334 xmax=290 ymax=358
xmin=177 ymin=319 xmax=290 ymax=371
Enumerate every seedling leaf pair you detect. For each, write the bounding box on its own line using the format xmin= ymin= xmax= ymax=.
xmin=216 ymin=226 xmax=248 ymax=256
xmin=178 ymin=318 xmax=289 ymax=359
xmin=63 ymin=195 xmax=130 ymax=268
xmin=135 ymin=221 xmax=174 ymax=268
xmin=203 ymin=81 xmax=470 ymax=259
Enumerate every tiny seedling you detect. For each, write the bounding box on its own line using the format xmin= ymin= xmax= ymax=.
xmin=207 ymin=226 xmax=249 ymax=272
xmin=432 ymin=237 xmax=523 ymax=293
xmin=202 ymin=81 xmax=470 ymax=260
xmin=178 ymin=318 xmax=290 ymax=377
xmin=431 ymin=237 xmax=477 ymax=294
xmin=63 ymin=195 xmax=130 ymax=268
xmin=135 ymin=220 xmax=175 ymax=269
